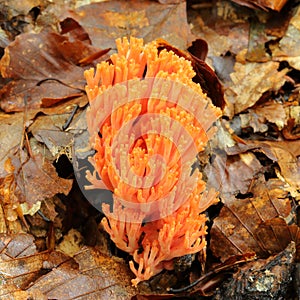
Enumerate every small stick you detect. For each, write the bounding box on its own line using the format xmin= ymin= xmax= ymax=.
xmin=62 ymin=104 xmax=79 ymax=130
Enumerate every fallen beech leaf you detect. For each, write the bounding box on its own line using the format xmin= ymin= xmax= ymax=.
xmin=206 ymin=152 xmax=263 ymax=195
xmin=0 ymin=112 xmax=23 ymax=177
xmin=27 ymin=247 xmax=136 ymax=299
xmin=0 ymin=233 xmax=36 ymax=259
xmin=62 ymin=0 xmax=191 ymax=50
xmin=268 ymin=144 xmax=300 ymax=189
xmin=272 ymin=6 xmax=300 ymax=70
xmin=255 ymin=217 xmax=300 ymax=259
xmin=210 ymin=176 xmax=291 ymax=261
xmin=29 ymin=113 xmax=74 ymax=161
xmin=189 ymin=2 xmax=250 ymax=57
xmin=226 ymin=61 xmax=288 ymax=114
xmin=0 ymin=237 xmax=73 ymax=295
xmin=0 ymin=149 xmax=72 ymax=227
xmin=240 ymin=100 xmax=287 ymax=132
xmin=0 ymin=29 xmax=106 ymax=112
xmin=226 ymin=140 xmax=300 ymax=190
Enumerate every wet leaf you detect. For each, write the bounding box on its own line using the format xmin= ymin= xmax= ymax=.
xmin=0 ymin=29 xmax=106 ymax=112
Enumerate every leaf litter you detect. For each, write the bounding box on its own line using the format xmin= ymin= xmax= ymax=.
xmin=0 ymin=0 xmax=299 ymax=299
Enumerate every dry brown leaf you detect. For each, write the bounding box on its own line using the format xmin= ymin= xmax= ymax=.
xmin=0 ymin=236 xmax=73 ymax=298
xmin=210 ymin=176 xmax=291 ymax=261
xmin=226 ymin=140 xmax=300 ymax=190
xmin=255 ymin=217 xmax=300 ymax=260
xmin=29 ymin=113 xmax=75 ymax=161
xmin=11 ymin=150 xmax=73 ymax=205
xmin=272 ymin=5 xmax=300 ymax=70
xmin=0 ymin=112 xmax=24 ymax=177
xmin=0 ymin=233 xmax=37 ymax=259
xmin=206 ymin=151 xmax=263 ymax=195
xmin=62 ymin=0 xmax=192 ymax=50
xmin=225 ymin=61 xmax=288 ymax=115
xmin=240 ymin=100 xmax=287 ymax=132
xmin=27 ymin=247 xmax=136 ymax=299
xmin=0 ymin=148 xmax=72 ymax=229
xmin=268 ymin=144 xmax=300 ymax=189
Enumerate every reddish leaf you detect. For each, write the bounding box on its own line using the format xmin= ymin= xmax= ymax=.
xmin=230 ymin=0 xmax=288 ymax=11
xmin=155 ymin=39 xmax=225 ymax=109
xmin=0 ymin=30 xmax=106 ymax=112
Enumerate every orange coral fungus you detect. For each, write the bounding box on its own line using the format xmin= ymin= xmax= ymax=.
xmin=84 ymin=37 xmax=221 ymax=286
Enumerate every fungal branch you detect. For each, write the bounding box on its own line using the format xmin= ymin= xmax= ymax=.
xmin=84 ymin=37 xmax=222 ymax=286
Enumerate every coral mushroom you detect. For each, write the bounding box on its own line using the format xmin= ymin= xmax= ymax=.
xmin=84 ymin=37 xmax=221 ymax=286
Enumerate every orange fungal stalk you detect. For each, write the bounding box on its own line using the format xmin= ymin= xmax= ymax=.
xmin=84 ymin=37 xmax=221 ymax=286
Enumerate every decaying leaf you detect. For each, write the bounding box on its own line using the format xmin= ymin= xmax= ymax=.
xmin=216 ymin=242 xmax=296 ymax=299
xmin=0 ymin=112 xmax=24 ymax=177
xmin=226 ymin=140 xmax=300 ymax=191
xmin=225 ymin=61 xmax=288 ymax=115
xmin=0 ymin=233 xmax=136 ymax=299
xmin=272 ymin=5 xmax=300 ymax=70
xmin=255 ymin=217 xmax=300 ymax=260
xmin=62 ymin=0 xmax=192 ymax=50
xmin=11 ymin=150 xmax=73 ymax=205
xmin=57 ymin=228 xmax=84 ymax=257
xmin=210 ymin=176 xmax=292 ymax=261
xmin=0 ymin=147 xmax=72 ymax=233
xmin=230 ymin=0 xmax=288 ymax=11
xmin=0 ymin=29 xmax=106 ymax=112
xmin=240 ymin=100 xmax=287 ymax=132
xmin=0 ymin=233 xmax=37 ymax=259
xmin=27 ymin=247 xmax=136 ymax=299
xmin=206 ymin=151 xmax=263 ymax=195
xmin=0 ymin=236 xmax=71 ymax=298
